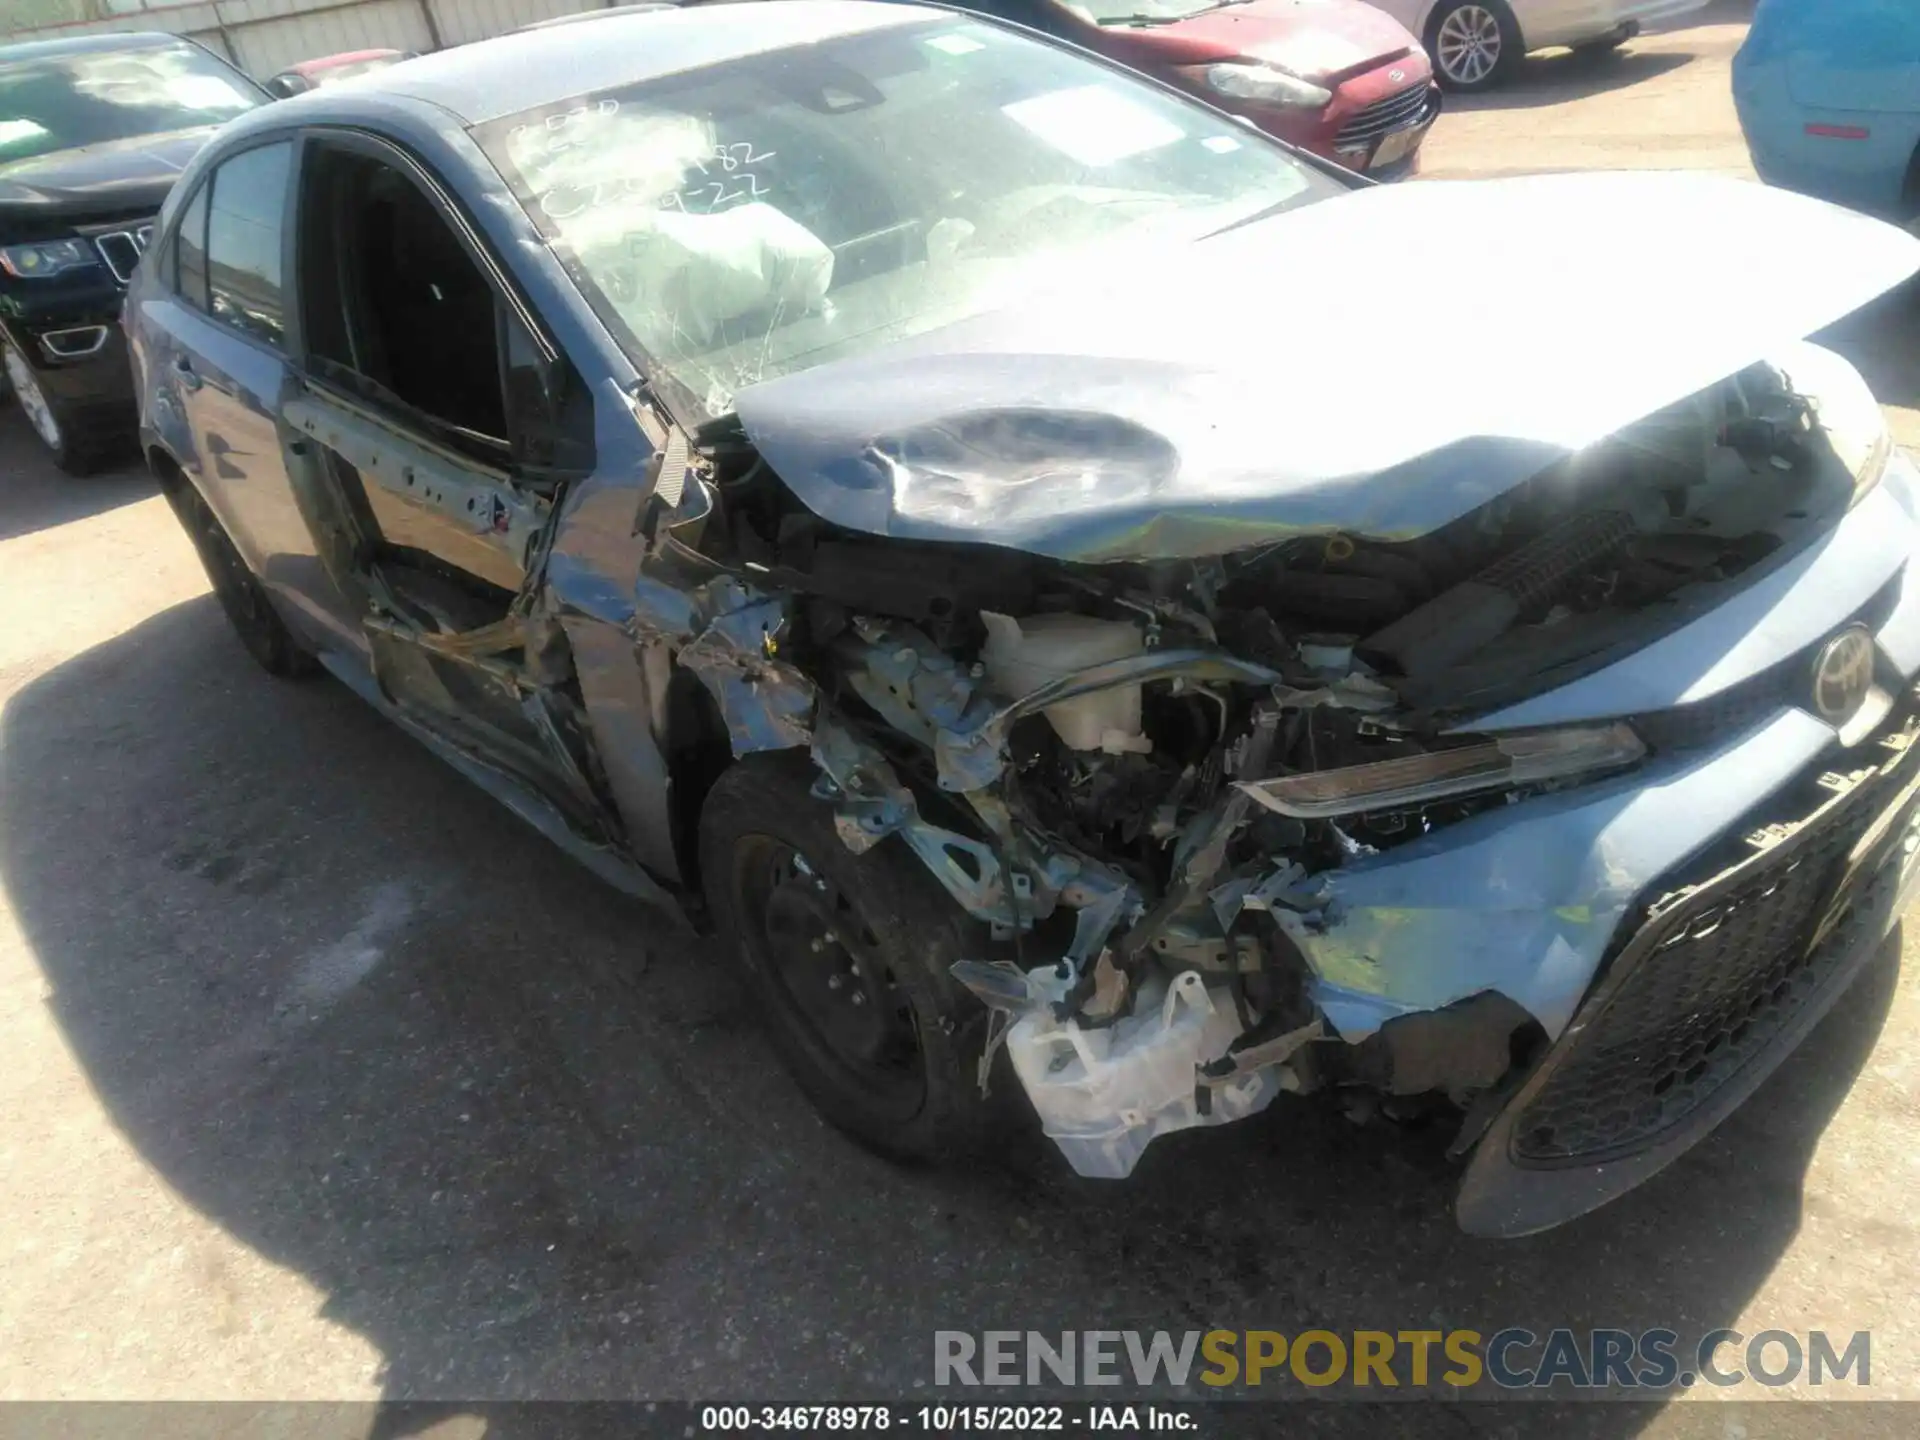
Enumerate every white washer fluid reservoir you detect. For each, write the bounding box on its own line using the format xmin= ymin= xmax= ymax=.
xmin=979 ymin=610 xmax=1151 ymax=754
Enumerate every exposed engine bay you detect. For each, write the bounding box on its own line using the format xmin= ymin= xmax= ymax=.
xmin=630 ymin=351 xmax=1876 ymax=1176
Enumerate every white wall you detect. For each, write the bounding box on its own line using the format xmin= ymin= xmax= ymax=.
xmin=428 ymin=0 xmax=603 ymax=46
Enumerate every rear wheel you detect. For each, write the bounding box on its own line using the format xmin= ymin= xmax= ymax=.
xmin=700 ymin=752 xmax=999 ymax=1160
xmin=165 ymin=475 xmax=317 ymax=679
xmin=1428 ymin=0 xmax=1521 ymax=92
xmin=3 ymin=340 xmax=106 ymax=476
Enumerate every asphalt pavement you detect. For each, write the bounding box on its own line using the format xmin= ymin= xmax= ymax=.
xmin=3 ymin=1 xmax=1919 ymax=1428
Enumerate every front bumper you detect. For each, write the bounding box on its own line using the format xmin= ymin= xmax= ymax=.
xmin=0 ymin=313 xmax=136 ymax=429
xmin=0 ymin=258 xmax=140 ymax=426
xmin=1458 ymin=699 xmax=1920 ymax=1235
xmin=1275 ymin=450 xmax=1920 ymax=1230
xmin=1232 ymin=79 xmax=1440 ymax=179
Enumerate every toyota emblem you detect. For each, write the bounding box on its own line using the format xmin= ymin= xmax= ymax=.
xmin=1809 ymin=625 xmax=1876 ymax=726
xmin=1388 ymin=68 xmax=1406 ymax=82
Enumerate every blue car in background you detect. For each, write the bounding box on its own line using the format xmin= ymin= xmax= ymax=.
xmin=1735 ymin=0 xmax=1920 ymax=225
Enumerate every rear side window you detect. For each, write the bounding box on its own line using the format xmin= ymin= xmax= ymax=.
xmin=174 ymin=182 xmax=210 ymax=310
xmin=206 ymin=140 xmax=293 ymax=348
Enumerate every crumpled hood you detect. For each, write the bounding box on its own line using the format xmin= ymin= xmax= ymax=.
xmin=732 ymin=172 xmax=1920 ymax=564
xmin=0 ymin=127 xmax=214 ymax=231
xmin=1155 ymin=0 xmax=1420 ymax=79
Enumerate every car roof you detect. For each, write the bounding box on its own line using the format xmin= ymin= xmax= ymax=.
xmin=331 ymin=0 xmax=936 ymax=125
xmin=0 ymin=29 xmax=199 ymax=64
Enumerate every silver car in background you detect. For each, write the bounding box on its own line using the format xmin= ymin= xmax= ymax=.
xmin=1364 ymin=0 xmax=1711 ymax=90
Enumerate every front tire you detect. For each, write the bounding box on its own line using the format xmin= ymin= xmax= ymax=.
xmin=3 ymin=339 xmax=106 ymax=476
xmin=700 ymin=752 xmax=999 ymax=1161
xmin=165 ymin=476 xmax=316 ymax=679
xmin=1569 ymin=26 xmax=1632 ymax=57
xmin=1428 ymin=0 xmax=1521 ymax=92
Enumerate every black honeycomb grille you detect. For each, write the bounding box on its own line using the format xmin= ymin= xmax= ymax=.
xmin=1511 ymin=724 xmax=1917 ymax=1165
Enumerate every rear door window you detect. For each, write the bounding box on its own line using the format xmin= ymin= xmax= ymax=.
xmin=205 ymin=140 xmax=294 ymax=348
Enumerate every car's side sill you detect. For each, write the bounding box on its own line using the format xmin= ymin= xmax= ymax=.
xmin=317 ymin=649 xmax=693 ymax=929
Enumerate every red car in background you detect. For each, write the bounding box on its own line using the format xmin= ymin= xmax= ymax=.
xmin=262 ymin=48 xmax=414 ymax=99
xmin=943 ymin=0 xmax=1439 ymax=176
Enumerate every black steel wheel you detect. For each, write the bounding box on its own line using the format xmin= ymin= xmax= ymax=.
xmin=700 ymin=752 xmax=999 ymax=1160
xmin=166 ymin=477 xmax=316 ymax=679
xmin=744 ymin=839 xmax=928 ymax=1119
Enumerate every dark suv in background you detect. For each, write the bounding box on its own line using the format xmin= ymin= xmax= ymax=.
xmin=0 ymin=32 xmax=262 ymax=473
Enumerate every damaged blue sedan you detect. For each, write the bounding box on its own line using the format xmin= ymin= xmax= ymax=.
xmin=126 ymin=0 xmax=1920 ymax=1236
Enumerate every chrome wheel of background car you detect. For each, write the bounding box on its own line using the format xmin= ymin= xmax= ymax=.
xmin=1433 ymin=2 xmax=1508 ymax=90
xmin=3 ymin=343 xmax=63 ymax=453
xmin=738 ymin=838 xmax=928 ymax=1119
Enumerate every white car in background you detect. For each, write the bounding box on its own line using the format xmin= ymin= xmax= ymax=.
xmin=1364 ymin=0 xmax=1710 ymax=91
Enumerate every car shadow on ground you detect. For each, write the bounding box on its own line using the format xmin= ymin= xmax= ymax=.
xmin=1441 ymin=0 xmax=1752 ymax=115
xmin=1444 ymin=48 xmax=1694 ymax=115
xmin=0 ymin=598 xmax=1901 ymax=1432
xmin=0 ymin=409 xmax=149 ymax=543
xmin=1823 ymin=279 xmax=1920 ymax=432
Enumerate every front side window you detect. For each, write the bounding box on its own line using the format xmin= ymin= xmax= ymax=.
xmin=475 ymin=15 xmax=1340 ymax=423
xmin=299 ymin=145 xmax=512 ymax=456
xmin=206 ymin=141 xmax=293 ymax=348
xmin=0 ymin=41 xmax=260 ymax=164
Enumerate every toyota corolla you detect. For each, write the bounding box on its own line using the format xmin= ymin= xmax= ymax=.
xmin=125 ymin=0 xmax=1920 ymax=1235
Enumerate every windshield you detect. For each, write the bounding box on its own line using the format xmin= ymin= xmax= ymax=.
xmin=476 ymin=16 xmax=1341 ymax=423
xmin=0 ymin=42 xmax=260 ymax=165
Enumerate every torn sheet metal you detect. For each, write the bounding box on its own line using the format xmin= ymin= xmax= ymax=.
xmin=809 ymin=708 xmax=1141 ymax=935
xmin=679 ymin=593 xmax=817 ymax=753
xmin=635 ymin=571 xmax=818 ymax=754
xmin=316 ymin=649 xmax=687 ymax=924
xmin=283 ymin=393 xmax=548 ymax=594
xmin=1210 ymin=859 xmax=1325 ymax=934
xmin=835 ymin=616 xmax=996 ymax=747
xmin=809 ymin=713 xmax=1022 ymax=925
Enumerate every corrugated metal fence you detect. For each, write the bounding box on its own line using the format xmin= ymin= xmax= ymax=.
xmin=1 ymin=0 xmax=612 ymax=77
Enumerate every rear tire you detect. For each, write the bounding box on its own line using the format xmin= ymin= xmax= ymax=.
xmin=699 ymin=752 xmax=1000 ymax=1161
xmin=165 ymin=476 xmax=317 ymax=679
xmin=1427 ymin=0 xmax=1522 ymax=92
xmin=1569 ymin=26 xmax=1632 ymax=57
